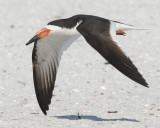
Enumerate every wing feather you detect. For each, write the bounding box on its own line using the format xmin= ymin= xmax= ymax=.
xmin=32 ymin=42 xmax=59 ymax=114
xmin=77 ymin=20 xmax=148 ymax=87
xmin=31 ymin=31 xmax=80 ymax=115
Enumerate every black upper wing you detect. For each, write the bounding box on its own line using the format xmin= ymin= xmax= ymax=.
xmin=77 ymin=18 xmax=148 ymax=87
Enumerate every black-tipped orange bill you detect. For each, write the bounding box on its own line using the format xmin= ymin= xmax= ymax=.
xmin=26 ymin=28 xmax=51 ymax=45
xmin=37 ymin=28 xmax=51 ymax=38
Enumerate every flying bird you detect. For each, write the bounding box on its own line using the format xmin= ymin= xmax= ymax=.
xmin=26 ymin=14 xmax=148 ymax=115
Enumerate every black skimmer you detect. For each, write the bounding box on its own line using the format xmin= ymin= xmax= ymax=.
xmin=26 ymin=14 xmax=148 ymax=115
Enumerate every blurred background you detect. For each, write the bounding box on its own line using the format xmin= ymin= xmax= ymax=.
xmin=0 ymin=0 xmax=160 ymax=128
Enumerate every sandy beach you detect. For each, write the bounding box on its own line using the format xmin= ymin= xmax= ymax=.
xmin=0 ymin=0 xmax=160 ymax=127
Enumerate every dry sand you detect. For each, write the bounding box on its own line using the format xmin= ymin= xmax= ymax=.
xmin=0 ymin=0 xmax=160 ymax=128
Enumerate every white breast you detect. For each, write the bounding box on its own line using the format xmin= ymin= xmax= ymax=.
xmin=38 ymin=25 xmax=81 ymax=62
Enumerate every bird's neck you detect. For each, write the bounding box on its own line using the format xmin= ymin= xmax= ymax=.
xmin=46 ymin=24 xmax=81 ymax=37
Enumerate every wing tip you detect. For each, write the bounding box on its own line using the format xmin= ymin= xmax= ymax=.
xmin=42 ymin=109 xmax=47 ymax=115
xmin=138 ymin=78 xmax=149 ymax=88
xmin=142 ymin=82 xmax=149 ymax=88
xmin=39 ymin=102 xmax=49 ymax=115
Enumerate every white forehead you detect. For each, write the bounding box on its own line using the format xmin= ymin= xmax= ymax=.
xmin=46 ymin=24 xmax=81 ymax=36
xmin=46 ymin=25 xmax=62 ymax=31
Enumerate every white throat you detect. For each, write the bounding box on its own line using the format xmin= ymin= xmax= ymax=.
xmin=41 ymin=24 xmax=82 ymax=62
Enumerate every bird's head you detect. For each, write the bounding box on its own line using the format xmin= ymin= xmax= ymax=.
xmin=26 ymin=16 xmax=83 ymax=45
